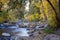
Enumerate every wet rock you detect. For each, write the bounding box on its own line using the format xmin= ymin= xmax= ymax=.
xmin=55 ymin=28 xmax=60 ymax=35
xmin=0 ymin=24 xmax=5 ymax=29
xmin=44 ymin=34 xmax=60 ymax=40
xmin=0 ymin=36 xmax=11 ymax=40
xmin=33 ymin=31 xmax=39 ymax=37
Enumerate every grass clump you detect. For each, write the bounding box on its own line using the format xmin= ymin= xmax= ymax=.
xmin=44 ymin=28 xmax=55 ymax=34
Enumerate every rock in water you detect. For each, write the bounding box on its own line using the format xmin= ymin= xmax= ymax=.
xmin=2 ymin=33 xmax=10 ymax=36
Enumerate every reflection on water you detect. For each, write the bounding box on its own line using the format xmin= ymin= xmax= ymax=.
xmin=0 ymin=26 xmax=31 ymax=40
xmin=0 ymin=20 xmax=31 ymax=37
xmin=0 ymin=18 xmax=48 ymax=40
xmin=1 ymin=27 xmax=30 ymax=37
xmin=0 ymin=22 xmax=48 ymax=40
xmin=1 ymin=28 xmax=30 ymax=37
xmin=12 ymin=28 xmax=30 ymax=37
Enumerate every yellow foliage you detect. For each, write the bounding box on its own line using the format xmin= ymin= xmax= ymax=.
xmin=29 ymin=15 xmax=35 ymax=21
xmin=0 ymin=0 xmax=59 ymax=27
xmin=35 ymin=2 xmax=41 ymax=8
xmin=7 ymin=10 xmax=17 ymax=21
xmin=40 ymin=13 xmax=45 ymax=20
xmin=8 ymin=14 xmax=17 ymax=21
xmin=50 ymin=0 xmax=60 ymax=22
xmin=43 ymin=0 xmax=57 ymax=27
xmin=0 ymin=17 xmax=5 ymax=23
xmin=34 ymin=13 xmax=39 ymax=18
xmin=0 ymin=0 xmax=9 ymax=4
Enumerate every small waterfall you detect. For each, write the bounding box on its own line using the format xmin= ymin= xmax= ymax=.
xmin=25 ymin=0 xmax=30 ymax=12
